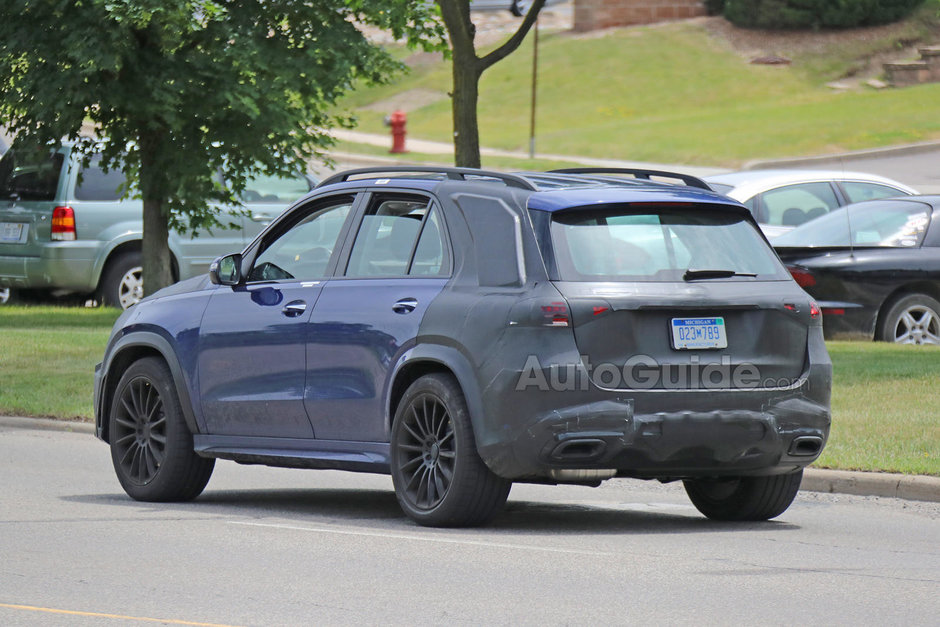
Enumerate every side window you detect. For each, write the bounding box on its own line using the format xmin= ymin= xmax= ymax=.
xmin=75 ymin=155 xmax=127 ymax=201
xmin=239 ymin=172 xmax=312 ymax=203
xmin=345 ymin=195 xmax=432 ymax=277
xmin=409 ymin=206 xmax=446 ymax=276
xmin=759 ymin=183 xmax=840 ymax=227
xmin=248 ymin=198 xmax=353 ymax=282
xmin=842 ymin=182 xmax=906 ymax=204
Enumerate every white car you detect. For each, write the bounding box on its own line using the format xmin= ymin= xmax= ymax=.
xmin=705 ymin=169 xmax=917 ymax=238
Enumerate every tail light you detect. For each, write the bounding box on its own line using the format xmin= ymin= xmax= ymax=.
xmin=788 ymin=266 xmax=816 ymax=288
xmin=540 ymin=301 xmax=570 ymax=327
xmin=810 ymin=302 xmax=821 ymax=320
xmin=509 ymin=299 xmax=573 ymax=328
xmin=51 ymin=206 xmax=76 ymax=241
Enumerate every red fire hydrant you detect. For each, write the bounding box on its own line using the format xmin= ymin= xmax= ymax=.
xmin=386 ymin=109 xmax=408 ymax=154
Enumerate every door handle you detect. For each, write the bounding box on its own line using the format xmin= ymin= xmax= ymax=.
xmin=392 ymin=297 xmax=418 ymax=314
xmin=282 ymin=300 xmax=307 ymax=317
xmin=251 ymin=213 xmax=274 ymax=223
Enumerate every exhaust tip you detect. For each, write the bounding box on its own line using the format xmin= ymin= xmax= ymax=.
xmin=549 ymin=438 xmax=607 ymax=462
xmin=788 ymin=435 xmax=823 ymax=457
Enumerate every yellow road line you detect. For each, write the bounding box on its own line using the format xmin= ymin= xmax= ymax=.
xmin=0 ymin=602 xmax=240 ymax=626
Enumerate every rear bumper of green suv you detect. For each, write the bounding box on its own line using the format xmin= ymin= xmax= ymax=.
xmin=0 ymin=241 xmax=103 ymax=293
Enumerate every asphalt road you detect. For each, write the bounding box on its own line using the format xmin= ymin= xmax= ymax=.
xmin=1 ymin=421 xmax=938 ymax=626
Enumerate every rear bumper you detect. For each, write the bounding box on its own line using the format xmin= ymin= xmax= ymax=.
xmin=476 ymin=347 xmax=832 ymax=481
xmin=0 ymin=242 xmax=103 ymax=292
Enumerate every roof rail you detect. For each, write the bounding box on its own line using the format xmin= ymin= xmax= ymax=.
xmin=318 ymin=166 xmax=538 ymax=191
xmin=548 ymin=168 xmax=712 ymax=191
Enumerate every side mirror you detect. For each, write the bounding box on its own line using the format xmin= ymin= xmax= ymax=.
xmin=209 ymin=253 xmax=242 ymax=286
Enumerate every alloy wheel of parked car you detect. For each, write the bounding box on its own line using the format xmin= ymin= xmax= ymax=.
xmin=683 ymin=470 xmax=803 ymax=521
xmin=109 ymin=357 xmax=214 ymax=501
xmin=0 ymin=287 xmax=10 ymax=304
xmin=879 ymin=294 xmax=940 ymax=345
xmin=390 ymin=374 xmax=511 ymax=527
xmin=101 ymin=252 xmax=144 ymax=309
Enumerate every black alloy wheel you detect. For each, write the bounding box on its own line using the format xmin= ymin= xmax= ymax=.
xmin=109 ymin=357 xmax=214 ymax=501
xmin=396 ymin=394 xmax=457 ymax=510
xmin=390 ymin=374 xmax=511 ymax=527
xmin=112 ymin=373 xmax=167 ymax=486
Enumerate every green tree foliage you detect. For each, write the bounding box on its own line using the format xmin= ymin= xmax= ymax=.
xmin=0 ymin=0 xmax=444 ymax=294
xmin=724 ymin=0 xmax=926 ymax=29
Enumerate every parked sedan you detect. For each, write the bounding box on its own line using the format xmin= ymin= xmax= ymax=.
xmin=774 ymin=196 xmax=940 ymax=344
xmin=705 ymin=169 xmax=917 ymax=238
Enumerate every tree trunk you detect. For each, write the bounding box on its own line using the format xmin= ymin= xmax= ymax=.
xmin=451 ymin=53 xmax=481 ymax=168
xmin=138 ymin=132 xmax=174 ymax=296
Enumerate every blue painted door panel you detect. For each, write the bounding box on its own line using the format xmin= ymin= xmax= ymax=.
xmin=304 ymin=278 xmax=448 ymax=441
xmin=198 ymin=282 xmax=324 ymax=437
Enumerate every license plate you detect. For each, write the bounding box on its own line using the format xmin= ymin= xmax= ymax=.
xmin=671 ymin=317 xmax=727 ymax=350
xmin=0 ymin=222 xmax=27 ymax=244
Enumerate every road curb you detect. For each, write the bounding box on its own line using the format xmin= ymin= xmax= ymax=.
xmin=801 ymin=468 xmax=940 ymax=503
xmin=744 ymin=139 xmax=940 ymax=170
xmin=0 ymin=415 xmax=95 ymax=434
xmin=2 ymin=415 xmax=937 ymax=503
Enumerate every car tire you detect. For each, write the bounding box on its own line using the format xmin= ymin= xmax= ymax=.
xmin=877 ymin=293 xmax=940 ymax=345
xmin=0 ymin=287 xmax=13 ymax=305
xmin=390 ymin=373 xmax=511 ymax=527
xmin=100 ymin=252 xmax=144 ymax=309
xmin=683 ymin=470 xmax=803 ymax=521
xmin=109 ymin=357 xmax=214 ymax=502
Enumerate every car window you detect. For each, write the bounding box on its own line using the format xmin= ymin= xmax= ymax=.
xmin=759 ymin=183 xmax=840 ymax=227
xmin=841 ymin=182 xmax=907 ymax=204
xmin=345 ymin=195 xmax=433 ymax=277
xmin=551 ymin=207 xmax=787 ymax=282
xmin=239 ymin=172 xmax=311 ymax=203
xmin=774 ymin=200 xmax=932 ymax=248
xmin=408 ymin=206 xmax=447 ymax=276
xmin=248 ymin=197 xmax=353 ymax=282
xmin=75 ymin=156 xmax=127 ymax=201
xmin=0 ymin=149 xmax=64 ymax=201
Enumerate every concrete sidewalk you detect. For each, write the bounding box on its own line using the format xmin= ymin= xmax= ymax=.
xmin=4 ymin=414 xmax=937 ymax=504
xmin=329 ymin=129 xmax=728 ymax=178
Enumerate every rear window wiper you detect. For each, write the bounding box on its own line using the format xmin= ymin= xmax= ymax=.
xmin=683 ymin=268 xmax=757 ymax=281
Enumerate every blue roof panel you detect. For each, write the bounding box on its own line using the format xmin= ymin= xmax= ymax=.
xmin=526 ymin=187 xmax=743 ymax=212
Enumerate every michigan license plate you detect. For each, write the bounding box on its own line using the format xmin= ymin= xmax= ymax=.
xmin=0 ymin=222 xmax=27 ymax=244
xmin=671 ymin=317 xmax=727 ymax=350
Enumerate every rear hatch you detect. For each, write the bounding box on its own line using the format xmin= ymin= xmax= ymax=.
xmin=544 ymin=204 xmax=811 ymax=390
xmin=0 ymin=148 xmax=67 ymax=269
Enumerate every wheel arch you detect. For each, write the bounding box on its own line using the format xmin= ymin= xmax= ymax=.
xmin=874 ymin=282 xmax=940 ymax=338
xmin=98 ymin=332 xmax=200 ymax=443
xmin=386 ymin=346 xmax=486 ymax=444
xmin=95 ymin=241 xmax=180 ymax=295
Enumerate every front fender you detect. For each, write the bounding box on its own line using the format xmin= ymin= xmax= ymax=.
xmin=96 ymin=330 xmax=201 ymax=441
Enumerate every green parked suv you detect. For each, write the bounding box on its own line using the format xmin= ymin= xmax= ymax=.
xmin=0 ymin=145 xmax=315 ymax=308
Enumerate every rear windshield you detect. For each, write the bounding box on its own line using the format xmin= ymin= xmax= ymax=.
xmin=550 ymin=206 xmax=788 ymax=282
xmin=773 ymin=200 xmax=931 ymax=248
xmin=0 ymin=149 xmax=65 ymax=201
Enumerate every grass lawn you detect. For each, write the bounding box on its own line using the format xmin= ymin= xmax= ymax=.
xmin=339 ymin=5 xmax=940 ymax=167
xmin=0 ymin=307 xmax=936 ymax=475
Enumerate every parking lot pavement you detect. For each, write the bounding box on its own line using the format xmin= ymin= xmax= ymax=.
xmin=1 ymin=415 xmax=938 ymax=625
